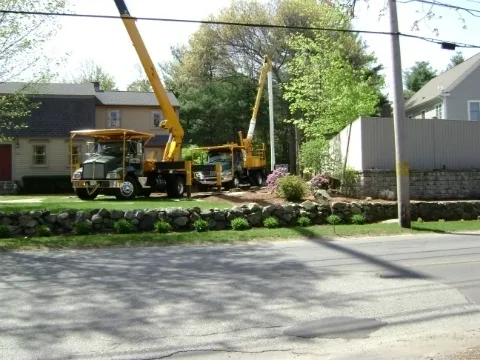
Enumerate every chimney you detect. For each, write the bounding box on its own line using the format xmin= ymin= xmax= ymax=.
xmin=93 ymin=81 xmax=101 ymax=92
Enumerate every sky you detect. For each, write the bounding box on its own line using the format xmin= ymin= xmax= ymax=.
xmin=41 ymin=0 xmax=480 ymax=98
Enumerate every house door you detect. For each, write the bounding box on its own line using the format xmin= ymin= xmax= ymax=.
xmin=0 ymin=145 xmax=12 ymax=181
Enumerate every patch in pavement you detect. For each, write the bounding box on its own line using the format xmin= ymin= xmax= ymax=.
xmin=283 ymin=316 xmax=388 ymax=339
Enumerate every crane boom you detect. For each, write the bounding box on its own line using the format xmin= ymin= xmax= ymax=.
xmin=241 ymin=55 xmax=272 ymax=154
xmin=113 ymin=0 xmax=184 ymax=162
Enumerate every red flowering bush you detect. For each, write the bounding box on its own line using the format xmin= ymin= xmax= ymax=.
xmin=309 ymin=174 xmax=330 ymax=190
xmin=266 ymin=168 xmax=289 ymax=191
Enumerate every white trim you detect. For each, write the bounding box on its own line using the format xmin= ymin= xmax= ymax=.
xmin=446 ymin=54 xmax=480 ymax=93
xmin=467 ymin=100 xmax=480 ymax=121
xmin=31 ymin=143 xmax=48 ymax=167
xmin=107 ymin=109 xmax=121 ymax=128
xmin=435 ymin=103 xmax=443 ymax=119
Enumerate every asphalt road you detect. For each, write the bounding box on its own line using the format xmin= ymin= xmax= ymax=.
xmin=1 ymin=232 xmax=480 ymax=360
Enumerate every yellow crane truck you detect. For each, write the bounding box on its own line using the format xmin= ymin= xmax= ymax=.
xmin=70 ymin=0 xmax=221 ymax=200
xmin=192 ymin=56 xmax=272 ymax=190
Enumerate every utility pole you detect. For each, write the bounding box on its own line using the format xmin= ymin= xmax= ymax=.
xmin=388 ymin=0 xmax=411 ymax=228
xmin=267 ymin=70 xmax=276 ymax=170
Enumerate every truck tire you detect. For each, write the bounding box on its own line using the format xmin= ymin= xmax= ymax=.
xmin=254 ymin=171 xmax=265 ymax=187
xmin=225 ymin=174 xmax=241 ymax=190
xmin=166 ymin=176 xmax=185 ymax=198
xmin=75 ymin=188 xmax=99 ymax=200
xmin=115 ymin=176 xmax=139 ymax=200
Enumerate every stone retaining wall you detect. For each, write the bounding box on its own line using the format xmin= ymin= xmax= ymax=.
xmin=2 ymin=200 xmax=480 ymax=237
xmin=358 ymin=169 xmax=480 ymax=200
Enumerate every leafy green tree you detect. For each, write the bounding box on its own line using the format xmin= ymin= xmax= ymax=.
xmin=446 ymin=52 xmax=465 ymax=70
xmin=69 ymin=59 xmax=118 ymax=91
xmin=283 ymin=33 xmax=380 ymax=138
xmin=0 ymin=0 xmax=69 ymax=139
xmin=161 ymin=0 xmax=385 ymax=168
xmin=403 ymin=61 xmax=437 ymax=97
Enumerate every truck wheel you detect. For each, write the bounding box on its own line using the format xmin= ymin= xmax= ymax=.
xmin=75 ymin=188 xmax=99 ymax=200
xmin=166 ymin=176 xmax=185 ymax=198
xmin=115 ymin=176 xmax=139 ymax=200
xmin=225 ymin=174 xmax=240 ymax=190
xmin=254 ymin=171 xmax=265 ymax=187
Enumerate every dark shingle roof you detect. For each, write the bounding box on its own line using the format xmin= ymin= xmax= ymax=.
xmin=405 ymin=52 xmax=480 ymax=110
xmin=95 ymin=91 xmax=179 ymax=107
xmin=0 ymin=82 xmax=95 ymax=96
xmin=0 ymin=82 xmax=180 ymax=107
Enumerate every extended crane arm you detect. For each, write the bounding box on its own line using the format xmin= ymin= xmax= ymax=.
xmin=241 ymin=55 xmax=272 ymax=150
xmin=113 ymin=0 xmax=184 ymax=162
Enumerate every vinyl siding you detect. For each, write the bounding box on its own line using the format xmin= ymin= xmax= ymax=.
xmin=95 ymin=106 xmax=171 ymax=137
xmin=447 ymin=65 xmax=480 ymax=120
xmin=13 ymin=138 xmax=86 ymax=181
xmin=405 ymin=99 xmax=443 ymax=119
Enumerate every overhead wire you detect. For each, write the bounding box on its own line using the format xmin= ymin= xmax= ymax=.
xmin=411 ymin=0 xmax=480 ymax=16
xmin=0 ymin=8 xmax=479 ymax=49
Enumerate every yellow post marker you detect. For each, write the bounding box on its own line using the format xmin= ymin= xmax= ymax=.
xmin=185 ymin=160 xmax=192 ymax=198
xmin=216 ymin=163 xmax=222 ymax=190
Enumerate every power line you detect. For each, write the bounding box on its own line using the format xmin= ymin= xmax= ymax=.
xmin=0 ymin=8 xmax=479 ymax=49
xmin=412 ymin=0 xmax=480 ymax=16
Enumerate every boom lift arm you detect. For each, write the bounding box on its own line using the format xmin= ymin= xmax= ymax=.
xmin=239 ymin=55 xmax=272 ymax=156
xmin=113 ymin=0 xmax=184 ymax=162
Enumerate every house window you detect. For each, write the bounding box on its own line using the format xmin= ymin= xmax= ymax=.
xmin=32 ymin=145 xmax=46 ymax=165
xmin=69 ymin=145 xmax=81 ymax=165
xmin=421 ymin=110 xmax=426 ymax=119
xmin=152 ymin=110 xmax=164 ymax=128
xmin=108 ymin=110 xmax=121 ymax=128
xmin=435 ymin=104 xmax=443 ymax=119
xmin=469 ymin=101 xmax=480 ymax=121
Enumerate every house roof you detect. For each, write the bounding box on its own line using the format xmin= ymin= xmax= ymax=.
xmin=405 ymin=52 xmax=480 ymax=110
xmin=95 ymin=91 xmax=179 ymax=108
xmin=0 ymin=82 xmax=180 ymax=107
xmin=0 ymin=82 xmax=95 ymax=96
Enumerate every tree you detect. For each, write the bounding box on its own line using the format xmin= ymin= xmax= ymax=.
xmin=161 ymin=0 xmax=385 ymax=168
xmin=0 ymin=0 xmax=69 ymax=139
xmin=446 ymin=52 xmax=465 ymax=70
xmin=127 ymin=64 xmax=152 ymax=92
xmin=283 ymin=33 xmax=380 ymax=138
xmin=69 ymin=59 xmax=118 ymax=91
xmin=403 ymin=61 xmax=437 ymax=97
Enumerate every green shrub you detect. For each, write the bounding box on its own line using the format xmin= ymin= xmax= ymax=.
xmin=350 ymin=214 xmax=366 ymax=225
xmin=277 ymin=175 xmax=307 ymax=202
xmin=297 ymin=216 xmax=311 ymax=227
xmin=37 ymin=225 xmax=52 ymax=237
xmin=417 ymin=217 xmax=424 ymax=223
xmin=0 ymin=225 xmax=10 ymax=238
xmin=231 ymin=217 xmax=250 ymax=231
xmin=263 ymin=216 xmax=279 ymax=229
xmin=193 ymin=219 xmax=209 ymax=232
xmin=21 ymin=175 xmax=73 ymax=194
xmin=326 ymin=214 xmax=341 ymax=225
xmin=114 ymin=219 xmax=134 ymax=234
xmin=75 ymin=221 xmax=92 ymax=235
xmin=155 ymin=220 xmax=172 ymax=233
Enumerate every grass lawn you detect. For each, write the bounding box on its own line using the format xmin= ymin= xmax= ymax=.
xmin=1 ymin=220 xmax=480 ymax=251
xmin=0 ymin=194 xmax=233 ymax=212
